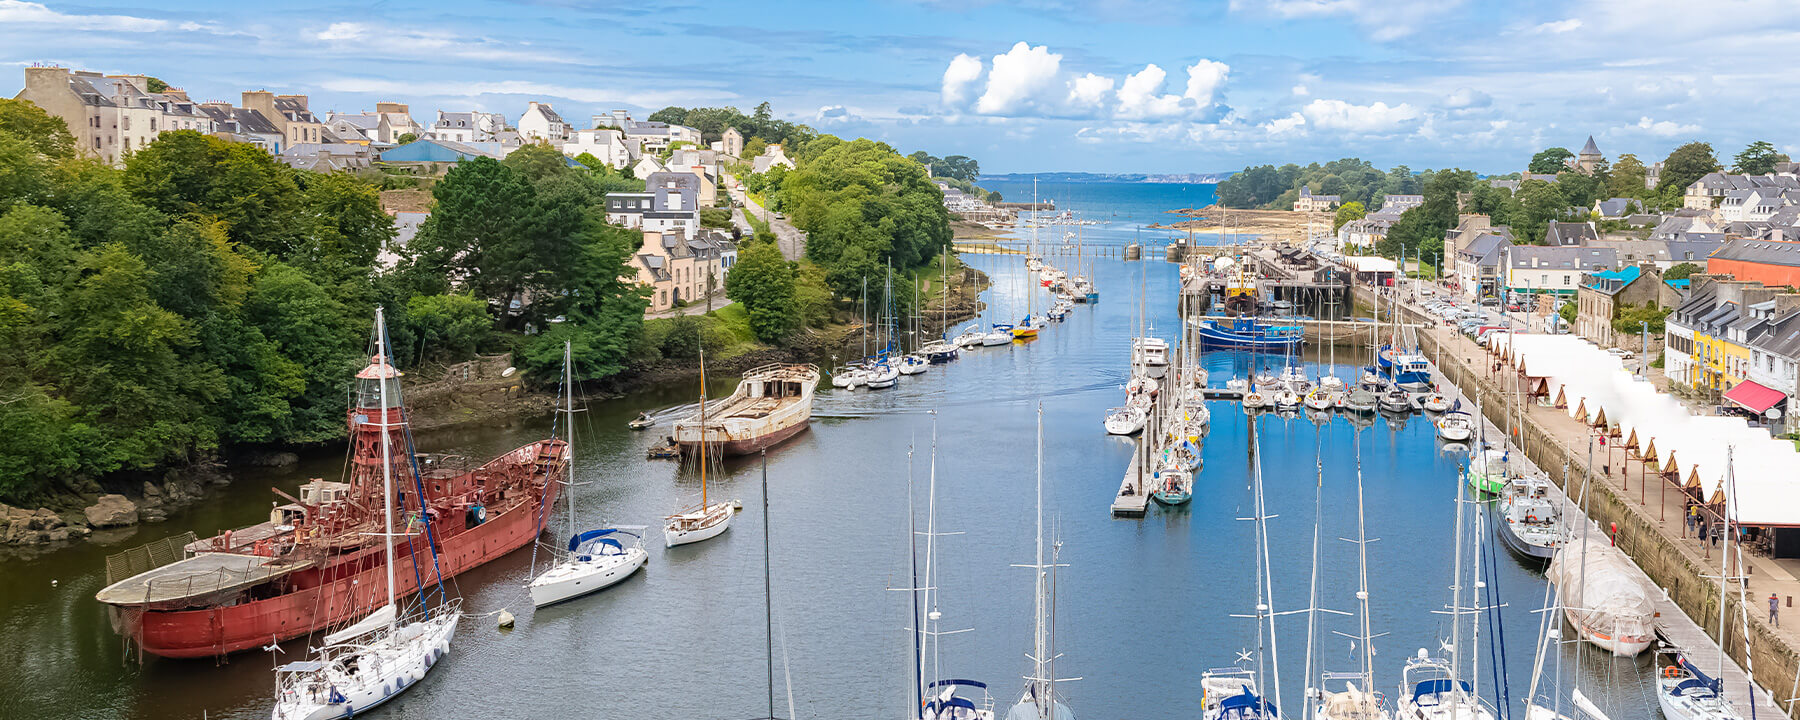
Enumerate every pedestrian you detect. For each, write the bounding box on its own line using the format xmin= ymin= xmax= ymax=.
xmin=1772 ymin=593 xmax=1781 ymax=627
xmin=1687 ymin=505 xmax=1699 ymax=534
xmin=1699 ymin=521 xmax=1709 ymax=544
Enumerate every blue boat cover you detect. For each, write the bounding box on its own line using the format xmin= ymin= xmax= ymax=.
xmin=929 ymin=679 xmax=988 ymax=690
xmin=1677 ymin=656 xmax=1723 ymax=696
xmin=926 ymin=697 xmax=979 ymax=713
xmin=1218 ymin=690 xmax=1278 ymax=717
xmin=568 ymin=528 xmax=621 ymax=552
xmin=1412 ymin=679 xmax=1472 ymax=705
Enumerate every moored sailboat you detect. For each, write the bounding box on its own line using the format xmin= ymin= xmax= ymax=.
xmin=665 ymin=348 xmax=735 ymax=548
xmin=1006 ymin=406 xmax=1078 ymax=720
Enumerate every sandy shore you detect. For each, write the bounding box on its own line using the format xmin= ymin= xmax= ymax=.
xmin=1150 ymin=204 xmax=1332 ymax=243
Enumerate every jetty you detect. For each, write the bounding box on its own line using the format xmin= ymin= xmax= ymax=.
xmin=1111 ymin=434 xmax=1150 ymax=517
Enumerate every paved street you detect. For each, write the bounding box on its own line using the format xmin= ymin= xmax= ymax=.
xmin=728 ymin=179 xmax=807 ymax=261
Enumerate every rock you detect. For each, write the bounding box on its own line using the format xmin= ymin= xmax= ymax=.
xmin=68 ymin=525 xmax=91 ymax=538
xmin=142 ymin=481 xmax=163 ymax=499
xmin=141 ymin=508 xmax=167 ymax=523
xmin=83 ymin=494 xmax=138 ymax=528
xmin=45 ymin=528 xmax=70 ymax=542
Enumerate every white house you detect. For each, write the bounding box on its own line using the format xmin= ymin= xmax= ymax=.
xmin=1504 ymin=246 xmax=1618 ymax=298
xmin=430 ymin=110 xmax=509 ymax=143
xmin=632 ymin=155 xmax=666 ymax=181
xmin=518 ymin=101 xmax=571 ymax=143
xmin=596 ymin=110 xmax=701 ymax=153
xmin=606 ymin=171 xmax=702 ymax=238
xmin=752 ymin=144 xmax=795 ymax=174
xmin=561 ymin=127 xmax=636 ymax=169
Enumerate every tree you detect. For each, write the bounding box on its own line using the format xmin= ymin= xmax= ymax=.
xmin=395 ymin=133 xmax=418 ymax=145
xmin=726 ymin=239 xmax=799 ymax=342
xmin=144 ymin=76 xmax=169 ymax=93
xmin=123 ymin=130 xmax=305 ymax=257
xmin=1664 ymin=262 xmax=1700 ymax=280
xmin=406 ymin=293 xmax=491 ymax=361
xmin=1514 ymin=179 xmax=1568 ymax=244
xmin=1608 ymin=154 xmax=1647 ymax=199
xmin=0 ymin=98 xmax=74 ymax=159
xmin=1657 ymin=142 xmax=1721 ymax=194
xmin=1529 ymin=147 xmax=1575 ymax=174
xmin=1333 ymin=201 xmax=1366 ymax=232
xmin=406 ymin=157 xmax=536 ymax=315
xmin=1732 ymin=141 xmax=1788 ymax=176
xmin=742 ymin=137 xmax=768 ymax=159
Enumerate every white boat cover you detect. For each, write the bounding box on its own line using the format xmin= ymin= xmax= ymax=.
xmin=323 ymin=603 xmax=396 ymax=646
xmin=1493 ymin=333 xmax=1800 ymax=525
xmin=1547 ymin=542 xmax=1654 ymax=642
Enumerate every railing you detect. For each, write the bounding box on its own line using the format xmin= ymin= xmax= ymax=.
xmin=105 ymin=531 xmax=197 ymax=586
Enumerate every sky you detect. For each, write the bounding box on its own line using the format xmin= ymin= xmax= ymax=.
xmin=0 ymin=0 xmax=1790 ymax=175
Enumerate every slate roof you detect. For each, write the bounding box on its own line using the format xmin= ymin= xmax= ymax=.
xmin=1507 ymin=245 xmax=1617 ymax=270
xmin=1750 ymin=312 xmax=1800 ymax=359
xmin=1709 ymin=238 xmax=1800 ymax=268
xmin=273 ymin=97 xmax=318 ymax=123
xmin=1544 ymin=221 xmax=1598 ymax=247
xmin=378 ymin=138 xmax=500 ymax=162
xmin=1594 ymin=198 xmax=1635 ymax=218
xmin=1458 ymin=233 xmax=1511 ymax=265
xmin=1580 ymin=136 xmax=1601 ymax=155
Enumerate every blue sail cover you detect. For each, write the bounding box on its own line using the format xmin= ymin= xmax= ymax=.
xmin=1677 ymin=656 xmax=1723 ymax=696
xmin=568 ymin=528 xmax=620 ymax=552
xmin=1412 ymin=679 xmax=1472 ymax=705
xmin=1218 ymin=690 xmax=1279 ymax=717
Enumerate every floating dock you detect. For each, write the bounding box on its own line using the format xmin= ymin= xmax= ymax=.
xmin=1111 ymin=433 xmax=1149 ymax=518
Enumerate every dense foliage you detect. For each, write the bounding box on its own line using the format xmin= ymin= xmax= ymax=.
xmin=905 ymin=151 xmax=979 ymax=182
xmin=725 ymin=235 xmax=799 ymax=342
xmin=0 ymin=100 xmax=644 ymax=503
xmin=648 ymin=102 xmax=814 ymax=148
xmin=1216 ymin=158 xmax=1422 ymax=211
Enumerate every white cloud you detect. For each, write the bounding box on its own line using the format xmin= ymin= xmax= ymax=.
xmin=1264 ymin=112 xmax=1307 ymax=136
xmin=814 ymin=105 xmax=862 ymax=125
xmin=0 ymin=0 xmax=165 ymax=31
xmin=1444 ymin=87 xmax=1492 ymax=109
xmin=1229 ymin=0 xmax=1461 ymax=41
xmin=976 ymin=42 xmax=1063 ymax=115
xmin=1183 ymin=59 xmax=1230 ymax=107
xmin=1534 ymin=18 xmax=1583 ymax=33
xmin=316 ymin=22 xmax=366 ymax=41
xmin=1301 ymin=98 xmax=1420 ymax=132
xmin=1116 ymin=64 xmax=1185 ymax=118
xmin=941 ymin=53 xmax=984 ymax=108
xmin=1066 ymin=73 xmax=1115 ymax=111
xmin=1292 ymin=84 xmax=1310 ymax=96
xmin=1635 ymin=116 xmax=1701 ymax=137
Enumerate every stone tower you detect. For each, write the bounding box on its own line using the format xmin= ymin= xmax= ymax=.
xmin=1576 ymin=135 xmax=1604 ymax=175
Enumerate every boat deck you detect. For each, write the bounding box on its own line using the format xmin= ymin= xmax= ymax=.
xmin=712 ymin=396 xmax=790 ymax=420
xmin=95 ymin=552 xmax=314 ymax=606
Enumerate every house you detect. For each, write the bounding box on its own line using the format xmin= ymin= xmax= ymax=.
xmin=1378 ymin=194 xmax=1424 ymax=213
xmin=1649 ymin=211 xmax=1721 ymax=240
xmin=14 ymin=67 xmax=220 ymax=165
xmin=752 ymin=144 xmax=796 ymax=174
xmin=1543 ymin=221 xmax=1598 ymax=247
xmin=632 ymin=155 xmax=666 ymax=182
xmin=561 ymin=127 xmax=636 ymax=169
xmin=1665 ymin=276 xmax=1784 ymax=393
xmin=1521 ymin=173 xmax=1559 ymax=183
xmin=323 ymin=113 xmax=385 ymax=145
xmin=198 ymin=101 xmax=284 ymax=153
xmin=607 ymin=171 xmax=701 ymax=238
xmin=1504 ymin=246 xmax=1618 ymax=298
xmin=1705 ymin=237 xmax=1800 ymax=287
xmin=1646 ymin=162 xmax=1663 ymax=190
xmin=240 ymin=91 xmax=324 ymax=148
xmin=280 ymin=143 xmax=373 ymax=171
xmin=1442 ymin=215 xmax=1495 ymax=261
xmin=1684 ymin=172 xmax=1800 ymax=210
xmin=1574 ymin=265 xmax=1663 ymax=348
xmin=1737 ymin=294 xmax=1800 ymax=431
xmin=429 ymin=111 xmax=509 ymax=143
xmin=596 ymin=110 xmax=701 ymax=153
xmin=1488 ymin=179 xmax=1521 ymax=192
xmin=378 ymin=138 xmax=505 ymax=175
xmin=518 ymin=101 xmax=571 ymax=143
xmin=1293 ymin=186 xmax=1340 ymax=212
xmin=1719 ymin=187 xmax=1796 ymax=222
xmin=632 ymin=229 xmax=735 ymax=312
xmin=721 ymin=127 xmax=744 ymax=158
xmin=1455 ymin=233 xmax=1512 ymax=301
xmin=1573 ymin=136 xmax=1605 ymax=175
xmin=1592 ymin=198 xmax=1639 ymax=219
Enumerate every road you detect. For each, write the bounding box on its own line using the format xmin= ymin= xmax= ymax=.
xmin=728 ymin=178 xmax=806 ymax=261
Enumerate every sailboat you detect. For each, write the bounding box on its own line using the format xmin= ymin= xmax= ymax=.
xmin=1434 ymin=411 xmax=1473 ymax=441
xmin=1522 ymin=461 xmax=1617 ymax=720
xmin=922 ymin=246 xmax=962 ymax=363
xmin=272 ymin=308 xmax=462 ymax=720
xmin=1014 ymin=183 xmax=1044 ymax=340
xmin=1317 ymin=432 xmax=1391 ymax=720
xmin=665 ymin=347 xmax=735 ymax=547
xmin=1656 ymin=448 xmax=1750 ymax=720
xmin=1201 ymin=415 xmax=1280 ymax=720
xmin=1103 ymin=404 xmax=1147 ymax=436
xmin=912 ymin=418 xmax=997 ymax=720
xmin=528 ymin=342 xmax=649 ymax=608
xmin=1006 ymin=406 xmax=1078 ymax=720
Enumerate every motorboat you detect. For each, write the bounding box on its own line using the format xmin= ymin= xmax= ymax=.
xmin=1656 ymin=644 xmax=1745 ymax=720
xmin=865 ymin=360 xmax=900 ymax=389
xmin=1547 ymin=542 xmax=1656 ymax=656
xmin=1202 ymin=668 xmax=1277 ymax=720
xmin=983 ymin=323 xmax=1014 ymax=346
xmin=1104 ymin=405 xmax=1147 ymax=436
xmin=528 ymin=528 xmax=648 ymax=607
xmin=1378 ymin=389 xmax=1412 ymax=413
xmin=898 ymin=354 xmax=930 ymax=375
xmin=1496 ymin=475 xmax=1564 ymax=562
xmin=1466 ymin=447 xmax=1511 ymax=496
xmin=1434 ymin=412 xmax=1473 ymax=441
xmin=1344 ymin=388 xmax=1378 ymax=415
xmin=922 ymin=340 xmax=960 ymax=363
xmin=1132 ymin=337 xmax=1170 ymax=378
xmin=1378 ymin=345 xmax=1433 ymax=392
xmin=1421 ymin=394 xmax=1451 ymax=413
xmin=1190 ymin=317 xmax=1304 ymax=350
xmin=627 ymin=412 xmax=656 ymax=430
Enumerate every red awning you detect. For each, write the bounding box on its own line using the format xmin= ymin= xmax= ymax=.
xmin=1724 ymin=379 xmax=1787 ymax=414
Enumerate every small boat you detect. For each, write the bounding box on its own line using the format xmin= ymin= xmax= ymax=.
xmin=983 ymin=324 xmax=1014 ymax=346
xmin=1274 ymin=390 xmax=1302 ymax=409
xmin=1202 ymin=668 xmax=1277 ymax=720
xmin=1496 ymin=475 xmax=1564 ymax=561
xmin=1242 ymin=390 xmax=1269 ymax=411
xmin=1547 ymin=542 xmax=1656 ymax=656
xmin=529 ymin=528 xmax=648 ymax=607
xmin=1379 ymin=389 xmax=1412 ymax=413
xmin=1012 ymin=315 xmax=1042 ymax=339
xmin=898 ymin=354 xmax=929 ymax=375
xmin=1191 ymin=317 xmax=1304 ymax=349
xmin=1656 ymin=644 xmax=1745 ymax=720
xmin=922 ymin=340 xmax=960 ymax=363
xmin=1126 ymin=374 xmax=1160 ymax=399
xmin=1225 ymin=377 xmax=1249 ymax=394
xmin=1344 ymin=388 xmax=1378 ymax=415
xmin=1397 ymin=651 xmax=1495 ymax=720
xmin=646 ymin=440 xmax=680 ymax=459
xmin=1187 ymin=367 xmax=1210 ymax=388
xmin=1466 ymin=447 xmax=1511 ymax=496
xmin=628 ymin=412 xmax=656 ymax=430
xmin=1132 ymin=337 xmax=1170 ymax=378
xmin=1435 ymin=411 xmax=1473 ymax=441
xmin=1046 ymin=303 xmax=1069 ymax=321
xmin=954 ymin=326 xmax=985 ymax=349
xmin=1358 ymin=368 xmax=1385 ymax=392
xmin=1379 ymin=345 xmax=1433 ymax=392
xmin=1279 ymin=365 xmax=1311 ymax=394
xmin=1303 ymin=388 xmax=1333 ymax=411
xmin=1104 ymin=405 xmax=1147 ymax=436
xmin=1317 ymin=375 xmax=1348 ymax=393
xmin=665 ymin=351 xmax=735 ymax=548
xmin=1151 ymin=465 xmax=1192 ymax=506
xmin=1421 ymin=394 xmax=1450 ymax=413
xmin=1332 ymin=392 xmax=1348 ymax=411
xmin=865 ymin=360 xmax=900 ymax=389
xmin=831 ymin=364 xmax=866 ymax=389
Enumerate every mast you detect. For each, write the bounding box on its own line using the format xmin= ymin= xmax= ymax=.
xmin=1302 ymin=428 xmax=1324 ymax=720
xmin=862 ymin=277 xmax=869 ymax=360
xmin=1032 ymin=403 xmax=1049 ymax=717
xmin=564 ymin=340 xmax=576 ymax=545
xmin=907 ymin=441 xmax=924 ymax=718
xmin=375 ymin=307 xmax=397 ymax=621
xmin=1353 ymin=432 xmax=1376 ymax=693
xmin=699 ymin=345 xmax=708 ymax=509
xmin=1251 ymin=416 xmax=1285 ymax=712
xmin=1449 ymin=456 xmax=1467 ymax=694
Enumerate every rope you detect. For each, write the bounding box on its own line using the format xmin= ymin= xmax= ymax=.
xmin=1483 ymin=512 xmax=1513 ymax=720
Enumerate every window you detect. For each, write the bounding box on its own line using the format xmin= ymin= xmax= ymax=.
xmin=122 ymin=116 xmax=130 ymax=131
xmin=150 ymin=118 xmax=156 ymax=131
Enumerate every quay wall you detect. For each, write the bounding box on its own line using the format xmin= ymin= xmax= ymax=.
xmin=1353 ymin=284 xmax=1800 ymax=715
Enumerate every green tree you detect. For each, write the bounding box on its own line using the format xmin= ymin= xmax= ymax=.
xmin=144 ymin=77 xmax=169 ymax=93
xmin=1732 ymin=140 xmax=1788 ymax=175
xmin=295 ymin=170 xmax=393 ymax=274
xmin=406 ymin=293 xmax=492 ymax=361
xmin=726 ymin=239 xmax=799 ymax=342
xmin=123 ymin=130 xmax=305 ymax=256
xmin=1333 ymin=201 xmax=1366 ymax=232
xmin=244 ymin=262 xmax=360 ymax=443
xmin=1664 ymin=262 xmax=1700 ymax=280
xmin=775 ymin=136 xmax=952 ymax=297
xmin=1608 ymin=154 xmax=1648 ymax=199
xmin=0 ymin=98 xmax=74 ymax=159
xmin=395 ymin=133 xmax=418 ymax=145
xmin=1529 ymin=147 xmax=1575 ymax=174
xmin=1513 ymin=179 xmax=1569 ymax=244
xmin=743 ymin=137 xmax=768 ymax=159
xmin=1657 ymin=142 xmax=1722 ymax=194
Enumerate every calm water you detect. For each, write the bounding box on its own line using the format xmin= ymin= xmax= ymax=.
xmin=0 ymin=253 xmax=1657 ymax=719
xmin=979 ymin=180 xmax=1236 ymax=248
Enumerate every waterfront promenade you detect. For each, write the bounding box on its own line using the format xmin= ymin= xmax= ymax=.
xmin=1387 ymin=285 xmax=1800 ymax=715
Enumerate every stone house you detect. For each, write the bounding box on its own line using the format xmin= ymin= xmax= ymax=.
xmin=430 ymin=111 xmax=509 ymax=143
xmin=1543 ymin=221 xmax=1599 ymax=247
xmin=721 ymin=126 xmax=744 ymax=158
xmin=241 ymin=91 xmax=323 ymax=149
xmin=1292 ymin=186 xmax=1340 ymax=212
xmin=518 ymin=101 xmax=571 ymax=143
xmin=15 ymin=67 xmax=219 ymax=165
xmin=1505 ymin=246 xmax=1618 ymax=298
xmin=1455 ymin=233 xmax=1511 ymax=301
xmin=1574 ymin=265 xmax=1664 ymax=348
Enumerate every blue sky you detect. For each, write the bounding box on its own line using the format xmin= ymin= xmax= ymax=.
xmin=1 ymin=0 xmax=1789 ymax=174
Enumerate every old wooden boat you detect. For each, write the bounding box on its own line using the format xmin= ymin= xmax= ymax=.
xmin=671 ymin=363 xmax=819 ymax=456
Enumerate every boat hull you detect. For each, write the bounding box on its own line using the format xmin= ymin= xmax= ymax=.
xmin=528 ymin=549 xmax=648 ymax=608
xmin=677 ymin=420 xmax=809 ymax=457
xmin=674 ymin=364 xmax=819 ymax=457
xmin=1494 ymin=517 xmax=1556 ymax=561
xmin=1151 ymin=490 xmax=1192 ymax=506
xmin=272 ymin=613 xmax=459 ymax=720
xmin=665 ymin=505 xmax=733 ymax=547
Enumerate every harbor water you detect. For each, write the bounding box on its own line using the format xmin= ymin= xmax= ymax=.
xmin=0 ymin=252 xmax=1664 ymax=719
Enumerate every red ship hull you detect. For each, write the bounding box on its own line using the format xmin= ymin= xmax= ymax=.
xmin=110 ymin=442 xmax=562 ymax=660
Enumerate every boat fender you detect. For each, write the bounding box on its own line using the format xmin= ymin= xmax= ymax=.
xmin=497 ymin=609 xmax=515 ymax=629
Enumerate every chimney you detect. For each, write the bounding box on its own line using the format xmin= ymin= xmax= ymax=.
xmin=1714 ymin=280 xmax=1757 ymax=306
xmin=241 ymin=90 xmax=275 ymax=117
xmin=22 ymin=65 xmax=71 ymax=94
xmin=276 ymin=94 xmax=308 ymax=110
xmin=1743 ymin=286 xmax=1779 ymax=309
xmin=375 ymin=102 xmax=408 ymax=114
xmin=1775 ymin=293 xmax=1800 ymax=319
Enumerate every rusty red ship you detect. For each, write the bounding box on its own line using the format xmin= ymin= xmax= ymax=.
xmin=95 ymin=343 xmax=564 ymax=660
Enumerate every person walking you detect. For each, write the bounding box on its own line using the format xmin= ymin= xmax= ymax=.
xmin=1771 ymin=593 xmax=1781 ymax=627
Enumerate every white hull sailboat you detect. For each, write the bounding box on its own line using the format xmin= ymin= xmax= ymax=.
xmin=273 ymin=309 xmax=462 ymax=720
xmin=1104 ymin=405 xmax=1147 ymax=436
xmin=1435 ymin=412 xmax=1473 ymax=441
xmin=666 ymin=347 xmax=734 ymax=548
xmin=866 ymin=361 xmax=900 ymax=389
xmin=899 ymin=354 xmax=930 ymax=375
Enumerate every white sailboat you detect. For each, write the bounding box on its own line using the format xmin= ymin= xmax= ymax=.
xmin=1435 ymin=411 xmax=1474 ymax=442
xmin=272 ymin=309 xmax=461 ymax=720
xmin=1656 ymin=449 xmax=1750 ymax=720
xmin=528 ymin=342 xmax=649 ymax=608
xmin=912 ymin=418 xmax=997 ymax=720
xmin=1316 ymin=434 xmax=1392 ymax=720
xmin=1103 ymin=405 xmax=1147 ymax=436
xmin=1396 ymin=453 xmax=1496 ymax=720
xmin=1006 ymin=406 xmax=1078 ymax=720
xmin=665 ymin=347 xmax=734 ymax=547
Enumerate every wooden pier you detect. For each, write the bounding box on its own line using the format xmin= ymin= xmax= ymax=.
xmin=1111 ymin=434 xmax=1150 ymax=517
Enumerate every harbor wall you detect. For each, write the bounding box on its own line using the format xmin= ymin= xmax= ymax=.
xmin=1355 ymin=283 xmax=1800 ymax=715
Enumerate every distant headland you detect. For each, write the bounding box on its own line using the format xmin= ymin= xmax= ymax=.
xmin=978 ymin=171 xmax=1235 ymax=184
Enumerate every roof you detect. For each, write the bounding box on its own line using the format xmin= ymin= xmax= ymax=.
xmin=379 ymin=138 xmax=500 ymax=163
xmin=1459 ymin=233 xmax=1512 ymax=264
xmin=1724 ymin=379 xmax=1786 ymax=414
xmin=1507 ymin=245 xmax=1617 ymax=270
xmin=1344 ymin=256 xmax=1398 ymax=273
xmin=1594 ymin=198 xmax=1635 ymax=217
xmin=1708 ymin=238 xmax=1800 ymax=268
xmin=1583 ymin=265 xmax=1642 ymax=295
xmin=1580 ymin=136 xmax=1601 ymax=155
xmin=1545 ymin=222 xmax=1598 ymax=246
xmin=530 ymin=103 xmax=565 ymax=124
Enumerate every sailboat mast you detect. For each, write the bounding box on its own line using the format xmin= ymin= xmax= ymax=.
xmin=1303 ymin=430 xmax=1323 ymax=720
xmin=374 ymin=307 xmax=398 ymax=617
xmin=564 ymin=341 xmax=575 ymax=543
xmin=907 ymin=442 xmax=924 ymax=718
xmin=926 ymin=417 xmax=943 ymax=698
xmin=1251 ymin=417 xmax=1285 ymax=712
xmin=1033 ymin=403 xmax=1048 ymax=716
xmin=699 ymin=346 xmax=708 ymax=509
xmin=1449 ymin=460 xmax=1467 ymax=692
xmin=1353 ymin=434 xmax=1375 ymax=690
